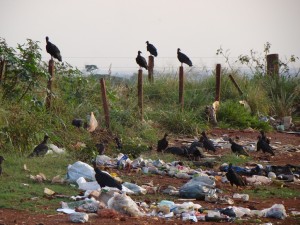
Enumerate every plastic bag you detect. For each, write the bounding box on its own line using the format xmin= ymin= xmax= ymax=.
xmin=69 ymin=212 xmax=89 ymax=223
xmin=232 ymin=206 xmax=251 ymax=218
xmin=76 ymin=177 xmax=100 ymax=191
xmin=107 ymin=192 xmax=144 ymax=217
xmin=263 ymin=204 xmax=287 ymax=219
xmin=122 ymin=182 xmax=147 ymax=195
xmin=87 ymin=112 xmax=98 ymax=132
xmin=95 ymin=155 xmax=113 ymax=166
xmin=66 ymin=161 xmax=95 ymax=182
xmin=205 ymin=188 xmax=218 ymax=202
xmin=179 ymin=176 xmax=216 ymax=199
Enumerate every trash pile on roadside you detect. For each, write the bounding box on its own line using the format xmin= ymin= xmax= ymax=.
xmin=52 ymin=150 xmax=300 ymax=223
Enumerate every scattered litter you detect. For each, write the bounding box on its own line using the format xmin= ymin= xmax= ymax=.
xmin=262 ymin=204 xmax=287 ymax=219
xmin=69 ymin=212 xmax=89 ymax=223
xmin=122 ymin=182 xmax=147 ymax=195
xmin=44 ymin=187 xmax=55 ymax=196
xmin=30 ymin=173 xmax=47 ymax=183
xmin=232 ymin=193 xmax=249 ymax=202
xmin=179 ymin=175 xmax=216 ymax=199
xmin=47 ymin=144 xmax=66 ymax=154
xmin=66 ymin=161 xmax=95 ymax=182
xmin=107 ymin=192 xmax=144 ymax=217
xmin=87 ymin=112 xmax=98 ymax=132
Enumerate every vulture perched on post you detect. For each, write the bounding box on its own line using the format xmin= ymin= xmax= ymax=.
xmin=157 ymin=133 xmax=168 ymax=152
xmin=92 ymin=161 xmax=122 ymax=190
xmin=45 ymin=36 xmax=62 ymax=61
xmin=228 ymin=138 xmax=249 ymax=156
xmin=146 ymin=41 xmax=158 ymax=57
xmin=177 ymin=48 xmax=193 ymax=67
xmin=200 ymin=131 xmax=216 ymax=152
xmin=136 ymin=51 xmax=148 ymax=70
xmin=226 ymin=163 xmax=246 ymax=188
xmin=28 ymin=135 xmax=49 ymax=157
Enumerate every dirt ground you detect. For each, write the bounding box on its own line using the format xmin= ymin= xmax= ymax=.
xmin=0 ymin=129 xmax=300 ymax=225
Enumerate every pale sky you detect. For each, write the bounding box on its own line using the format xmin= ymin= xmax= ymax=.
xmin=1 ymin=0 xmax=299 ymax=75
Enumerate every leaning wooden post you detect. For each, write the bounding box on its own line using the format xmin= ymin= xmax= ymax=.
xmin=215 ymin=64 xmax=221 ymax=102
xmin=100 ymin=78 xmax=110 ymax=129
xmin=179 ymin=66 xmax=184 ymax=111
xmin=138 ymin=69 xmax=144 ymax=121
xmin=0 ymin=59 xmax=7 ymax=83
xmin=148 ymin=55 xmax=154 ymax=83
xmin=46 ymin=59 xmax=54 ymax=110
xmin=266 ymin=54 xmax=279 ymax=76
xmin=229 ymin=74 xmax=243 ymax=96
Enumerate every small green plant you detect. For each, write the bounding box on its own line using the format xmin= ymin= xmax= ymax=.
xmin=217 ymin=100 xmax=271 ymax=130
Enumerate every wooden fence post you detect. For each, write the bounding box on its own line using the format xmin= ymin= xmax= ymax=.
xmin=100 ymin=78 xmax=110 ymax=129
xmin=267 ymin=54 xmax=279 ymax=76
xmin=229 ymin=74 xmax=243 ymax=96
xmin=0 ymin=59 xmax=7 ymax=83
xmin=138 ymin=69 xmax=144 ymax=120
xmin=46 ymin=59 xmax=54 ymax=110
xmin=179 ymin=66 xmax=184 ymax=111
xmin=215 ymin=64 xmax=221 ymax=102
xmin=148 ymin=55 xmax=154 ymax=83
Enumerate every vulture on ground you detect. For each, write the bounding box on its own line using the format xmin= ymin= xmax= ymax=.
xmin=28 ymin=135 xmax=49 ymax=157
xmin=157 ymin=133 xmax=168 ymax=152
xmin=226 ymin=163 xmax=246 ymax=188
xmin=228 ymin=138 xmax=249 ymax=156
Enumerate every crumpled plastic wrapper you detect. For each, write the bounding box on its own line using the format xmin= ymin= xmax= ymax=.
xmin=69 ymin=212 xmax=89 ymax=223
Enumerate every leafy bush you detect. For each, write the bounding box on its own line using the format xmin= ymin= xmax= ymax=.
xmin=217 ymin=100 xmax=271 ymax=130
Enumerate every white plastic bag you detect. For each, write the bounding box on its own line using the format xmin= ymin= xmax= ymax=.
xmin=69 ymin=212 xmax=89 ymax=223
xmin=179 ymin=176 xmax=216 ymax=199
xmin=262 ymin=204 xmax=287 ymax=219
xmin=87 ymin=112 xmax=98 ymax=132
xmin=122 ymin=182 xmax=147 ymax=195
xmin=76 ymin=177 xmax=100 ymax=191
xmin=107 ymin=192 xmax=144 ymax=217
xmin=67 ymin=161 xmax=95 ymax=182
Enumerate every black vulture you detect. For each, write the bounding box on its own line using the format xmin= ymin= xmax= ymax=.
xmin=164 ymin=146 xmax=188 ymax=156
xmin=72 ymin=119 xmax=84 ymax=128
xmin=136 ymin=51 xmax=148 ymax=70
xmin=226 ymin=163 xmax=246 ymax=188
xmin=177 ymin=48 xmax=193 ymax=67
xmin=92 ymin=161 xmax=122 ymax=190
xmin=115 ymin=137 xmax=123 ymax=150
xmin=200 ymin=131 xmax=216 ymax=152
xmin=28 ymin=135 xmax=49 ymax=157
xmin=95 ymin=143 xmax=105 ymax=155
xmin=250 ymin=165 xmax=266 ymax=176
xmin=228 ymin=138 xmax=249 ymax=156
xmin=45 ymin=36 xmax=62 ymax=61
xmin=0 ymin=156 xmax=4 ymax=175
xmin=257 ymin=135 xmax=275 ymax=156
xmin=260 ymin=130 xmax=270 ymax=144
xmin=188 ymin=141 xmax=205 ymax=160
xmin=157 ymin=133 xmax=168 ymax=152
xmin=146 ymin=41 xmax=158 ymax=57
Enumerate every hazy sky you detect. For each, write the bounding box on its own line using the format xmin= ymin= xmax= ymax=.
xmin=1 ymin=0 xmax=300 ymax=75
